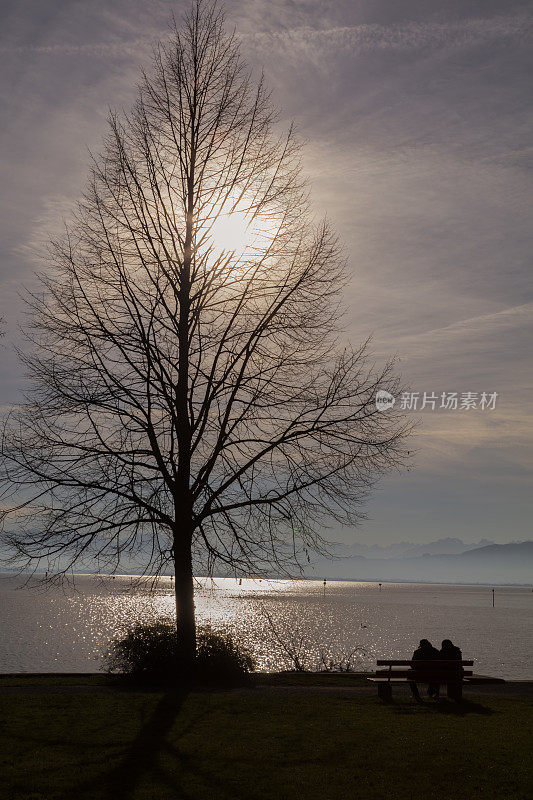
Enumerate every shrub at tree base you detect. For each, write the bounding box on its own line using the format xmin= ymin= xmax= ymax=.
xmin=104 ymin=621 xmax=255 ymax=686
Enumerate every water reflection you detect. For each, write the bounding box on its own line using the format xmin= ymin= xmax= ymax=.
xmin=0 ymin=574 xmax=531 ymax=678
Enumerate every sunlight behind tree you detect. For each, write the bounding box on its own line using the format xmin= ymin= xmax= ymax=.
xmin=0 ymin=1 xmax=409 ymax=679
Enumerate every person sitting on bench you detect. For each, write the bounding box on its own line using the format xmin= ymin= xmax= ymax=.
xmin=410 ymin=639 xmax=440 ymax=702
xmin=440 ymin=639 xmax=464 ymax=700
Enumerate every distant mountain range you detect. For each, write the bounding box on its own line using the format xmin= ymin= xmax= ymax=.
xmin=2 ymin=536 xmax=531 ymax=586
xmin=343 ymin=537 xmax=496 ymax=559
xmin=307 ymin=540 xmax=533 ymax=585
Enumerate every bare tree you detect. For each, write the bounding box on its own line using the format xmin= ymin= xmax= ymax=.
xmin=0 ymin=1 xmax=408 ymax=676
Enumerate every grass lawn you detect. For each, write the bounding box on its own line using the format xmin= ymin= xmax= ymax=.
xmin=0 ymin=682 xmax=531 ymax=799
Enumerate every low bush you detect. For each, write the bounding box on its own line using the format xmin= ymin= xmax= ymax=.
xmin=195 ymin=625 xmax=256 ymax=684
xmin=104 ymin=620 xmax=255 ymax=686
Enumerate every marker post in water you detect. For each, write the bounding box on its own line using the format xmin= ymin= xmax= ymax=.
xmin=492 ymin=588 xmax=495 ymax=607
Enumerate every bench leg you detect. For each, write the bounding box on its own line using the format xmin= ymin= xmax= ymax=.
xmin=378 ymin=682 xmax=392 ymax=702
xmin=447 ymin=683 xmax=463 ymax=701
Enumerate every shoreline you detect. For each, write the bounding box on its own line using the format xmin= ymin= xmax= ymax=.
xmin=1 ymin=570 xmax=532 ymax=588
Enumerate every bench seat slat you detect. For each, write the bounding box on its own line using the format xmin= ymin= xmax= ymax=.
xmin=368 ymin=677 xmax=464 ymax=684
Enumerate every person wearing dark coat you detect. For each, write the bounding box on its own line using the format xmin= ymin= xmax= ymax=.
xmin=409 ymin=639 xmax=440 ymax=701
xmin=440 ymin=639 xmax=464 ymax=700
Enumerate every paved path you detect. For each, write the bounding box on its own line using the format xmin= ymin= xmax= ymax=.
xmin=252 ymin=682 xmax=533 ymax=699
xmin=0 ymin=679 xmax=532 ymax=698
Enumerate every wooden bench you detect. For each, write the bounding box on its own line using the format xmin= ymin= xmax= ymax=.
xmin=368 ymin=659 xmax=474 ymax=701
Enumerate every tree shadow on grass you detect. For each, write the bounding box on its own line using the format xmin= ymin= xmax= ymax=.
xmin=66 ymin=689 xmax=252 ymax=800
xmin=66 ymin=690 xmax=195 ymax=800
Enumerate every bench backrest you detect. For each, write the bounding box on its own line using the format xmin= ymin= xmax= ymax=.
xmin=376 ymin=660 xmax=473 ymax=667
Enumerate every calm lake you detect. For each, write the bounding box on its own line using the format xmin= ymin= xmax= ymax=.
xmin=0 ymin=573 xmax=531 ymax=678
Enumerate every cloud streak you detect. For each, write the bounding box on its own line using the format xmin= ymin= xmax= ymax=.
xmin=4 ymin=14 xmax=528 ymax=61
xmin=396 ymin=303 xmax=533 ymax=345
xmin=244 ymin=14 xmax=532 ymax=57
xmin=0 ymin=39 xmax=155 ymax=58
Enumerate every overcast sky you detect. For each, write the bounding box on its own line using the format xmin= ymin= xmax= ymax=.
xmin=1 ymin=0 xmax=531 ymax=546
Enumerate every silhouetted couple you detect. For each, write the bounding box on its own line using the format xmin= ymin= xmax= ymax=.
xmin=410 ymin=638 xmax=463 ymax=702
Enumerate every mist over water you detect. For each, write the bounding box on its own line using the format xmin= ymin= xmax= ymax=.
xmin=0 ymin=574 xmax=531 ymax=679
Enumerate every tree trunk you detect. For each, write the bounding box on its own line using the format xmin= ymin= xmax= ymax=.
xmin=173 ymin=163 xmax=196 ymax=680
xmin=173 ymin=533 xmax=196 ymax=682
